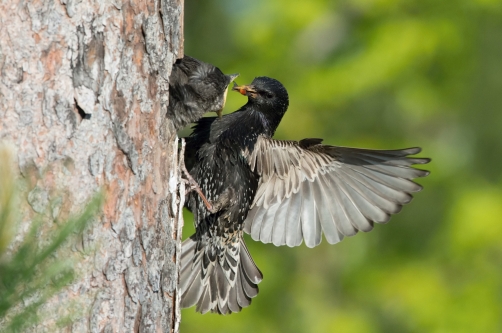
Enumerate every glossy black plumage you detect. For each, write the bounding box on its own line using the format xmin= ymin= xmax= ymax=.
xmin=180 ymin=76 xmax=430 ymax=314
xmin=167 ymin=55 xmax=238 ymax=130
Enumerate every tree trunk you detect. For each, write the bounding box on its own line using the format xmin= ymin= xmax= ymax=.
xmin=0 ymin=0 xmax=184 ymax=332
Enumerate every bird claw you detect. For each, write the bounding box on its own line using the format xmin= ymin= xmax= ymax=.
xmin=184 ymin=180 xmax=218 ymax=213
xmin=206 ymin=204 xmax=219 ymax=214
xmin=179 ymin=138 xmax=215 ymax=213
xmin=179 ymin=140 xmax=236 ymax=215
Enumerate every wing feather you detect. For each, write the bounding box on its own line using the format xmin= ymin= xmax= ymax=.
xmin=285 ymin=191 xmax=303 ymax=247
xmin=315 ymin=173 xmax=344 ymax=244
xmin=259 ymin=201 xmax=281 ymax=244
xmin=244 ymin=136 xmax=430 ymax=247
xmin=271 ymin=197 xmax=290 ymax=246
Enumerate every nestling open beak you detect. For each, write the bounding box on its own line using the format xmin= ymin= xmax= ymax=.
xmin=217 ymin=74 xmax=240 ymax=120
xmin=227 ymin=73 xmax=239 ymax=83
xmin=232 ymin=82 xmax=258 ymax=98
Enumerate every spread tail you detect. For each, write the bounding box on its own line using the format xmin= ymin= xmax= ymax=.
xmin=180 ymin=235 xmax=262 ymax=314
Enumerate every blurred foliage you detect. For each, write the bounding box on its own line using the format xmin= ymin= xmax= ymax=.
xmin=181 ymin=0 xmax=502 ymax=332
xmin=0 ymin=146 xmax=103 ymax=333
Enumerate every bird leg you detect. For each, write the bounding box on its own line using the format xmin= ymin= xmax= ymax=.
xmin=179 ymin=138 xmax=216 ymax=213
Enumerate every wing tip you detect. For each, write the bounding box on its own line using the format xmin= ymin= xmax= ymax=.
xmin=412 ymin=158 xmax=431 ymax=165
xmin=411 ymin=183 xmax=424 ymax=192
xmin=405 ymin=148 xmax=431 ymax=164
xmin=416 ymin=169 xmax=431 ymax=177
xmin=406 ymin=147 xmax=422 ymax=155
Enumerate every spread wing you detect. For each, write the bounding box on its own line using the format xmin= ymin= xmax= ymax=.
xmin=243 ymin=136 xmax=430 ymax=248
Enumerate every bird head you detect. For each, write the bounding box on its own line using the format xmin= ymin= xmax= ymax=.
xmin=232 ymin=77 xmax=289 ymax=116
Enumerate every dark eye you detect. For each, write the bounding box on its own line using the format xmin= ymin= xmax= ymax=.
xmin=265 ymin=92 xmax=274 ymax=99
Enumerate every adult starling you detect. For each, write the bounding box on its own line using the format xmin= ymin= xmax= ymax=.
xmin=180 ymin=76 xmax=430 ymax=314
xmin=167 ymin=55 xmax=238 ymax=130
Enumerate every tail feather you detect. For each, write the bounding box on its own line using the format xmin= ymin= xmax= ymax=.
xmin=241 ymin=270 xmax=259 ymax=298
xmin=180 ymin=235 xmax=262 ymax=314
xmin=181 ymin=274 xmax=203 ymax=309
xmin=180 ymin=239 xmax=205 ymax=284
xmin=240 ymin=242 xmax=262 ymax=284
xmin=227 ymin=282 xmax=240 ymax=313
xmin=216 ymin=263 xmax=229 ymax=303
xmin=235 ymin=270 xmax=252 ymax=308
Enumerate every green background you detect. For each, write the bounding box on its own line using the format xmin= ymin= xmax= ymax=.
xmin=180 ymin=1 xmax=502 ymax=332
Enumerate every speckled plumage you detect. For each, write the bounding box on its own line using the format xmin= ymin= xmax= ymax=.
xmin=167 ymin=55 xmax=238 ymax=130
xmin=180 ymin=76 xmax=430 ymax=314
xmin=181 ymin=77 xmax=288 ymax=314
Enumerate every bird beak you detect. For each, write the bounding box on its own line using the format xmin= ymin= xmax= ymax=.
xmin=232 ymin=83 xmax=258 ymax=98
xmin=217 ymin=74 xmax=240 ymax=120
xmin=227 ymin=73 xmax=239 ymax=83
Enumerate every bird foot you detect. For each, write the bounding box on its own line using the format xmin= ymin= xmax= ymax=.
xmin=183 ymin=179 xmax=219 ymax=214
xmin=207 ymin=187 xmax=235 ymax=213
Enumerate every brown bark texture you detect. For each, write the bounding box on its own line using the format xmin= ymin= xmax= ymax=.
xmin=0 ymin=0 xmax=184 ymax=332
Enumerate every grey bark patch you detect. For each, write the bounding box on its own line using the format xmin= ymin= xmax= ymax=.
xmin=74 ymin=85 xmax=96 ymax=117
xmin=132 ymin=237 xmax=143 ymax=266
xmin=123 ymin=212 xmax=136 ymax=241
xmin=112 ymin=121 xmax=139 ymax=174
xmin=51 ymin=196 xmax=63 ymax=219
xmin=82 ymin=218 xmax=98 ymax=252
xmin=42 ymin=87 xmax=55 ymax=127
xmin=137 ymin=156 xmax=151 ymax=183
xmin=160 ymin=0 xmax=183 ymax=59
xmin=88 ymin=150 xmax=104 ymax=176
xmin=123 ymin=240 xmax=133 ymax=258
xmin=147 ymin=261 xmax=160 ymax=292
xmin=72 ymin=25 xmax=105 ymax=95
xmin=55 ymin=95 xmax=78 ymax=136
xmin=103 ymin=323 xmax=113 ymax=333
xmin=112 ymin=206 xmax=136 ymax=242
xmin=142 ymin=14 xmax=165 ymax=73
xmin=71 ymin=319 xmax=88 ymax=333
xmin=140 ymin=293 xmax=162 ymax=333
xmin=162 ymin=297 xmax=173 ymax=332
xmin=104 ymin=251 xmax=128 ymax=281
xmin=27 ymin=186 xmax=49 ymax=213
xmin=64 ymin=0 xmax=80 ymax=18
xmin=2 ymin=64 xmax=23 ymax=86
xmin=125 ymin=265 xmax=142 ymax=303
xmin=16 ymin=108 xmax=33 ymax=127
xmin=111 ymin=0 xmax=122 ymax=10
xmin=134 ymin=82 xmax=153 ymax=113
xmin=46 ymin=8 xmax=62 ymax=35
xmin=26 ymin=2 xmax=42 ymax=32
xmin=124 ymin=295 xmax=140 ymax=332
xmin=90 ymin=290 xmax=110 ymax=333
xmin=161 ymin=260 xmax=176 ymax=296
xmin=141 ymin=225 xmax=155 ymax=258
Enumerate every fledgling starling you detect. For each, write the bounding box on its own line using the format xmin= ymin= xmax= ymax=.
xmin=167 ymin=55 xmax=239 ymax=130
xmin=180 ymin=76 xmax=430 ymax=314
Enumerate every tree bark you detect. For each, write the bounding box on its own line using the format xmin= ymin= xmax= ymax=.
xmin=0 ymin=0 xmax=184 ymax=332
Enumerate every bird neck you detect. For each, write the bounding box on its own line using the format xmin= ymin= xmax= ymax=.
xmin=247 ymin=102 xmax=286 ymax=136
xmin=210 ymin=104 xmax=279 ymax=153
xmin=241 ymin=103 xmax=283 ymax=137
